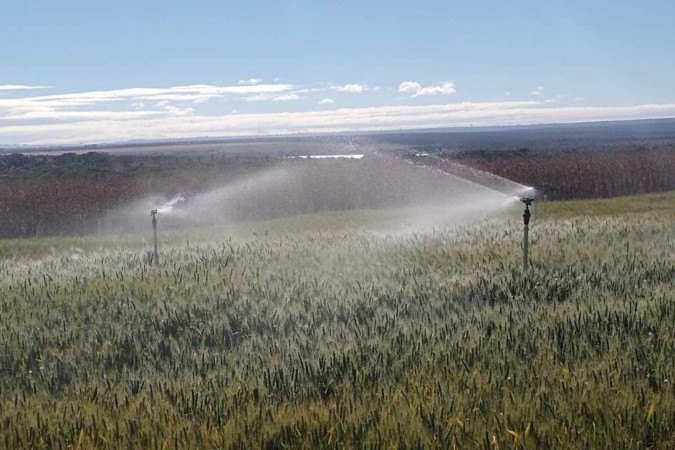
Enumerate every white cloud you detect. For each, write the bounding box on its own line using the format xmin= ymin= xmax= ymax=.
xmin=162 ymin=105 xmax=195 ymax=116
xmin=332 ymin=83 xmax=366 ymax=94
xmin=398 ymin=81 xmax=421 ymax=93
xmin=318 ymin=98 xmax=335 ymax=104
xmin=399 ymin=81 xmax=456 ymax=97
xmin=273 ymin=94 xmax=301 ymax=102
xmin=245 ymin=93 xmax=302 ymax=102
xmin=0 ymin=84 xmax=53 ymax=91
xmin=2 ymin=83 xmax=292 ymax=106
xmin=238 ymin=78 xmax=263 ymax=85
xmin=292 ymin=88 xmax=326 ymax=94
xmin=3 ymin=100 xmax=675 ymax=146
xmin=532 ymin=86 xmax=544 ymax=96
xmin=0 ymin=110 xmax=164 ymax=121
xmin=0 ymin=83 xmax=294 ymax=118
xmin=244 ymin=94 xmax=272 ymax=102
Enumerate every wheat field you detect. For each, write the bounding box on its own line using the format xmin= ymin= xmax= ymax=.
xmin=0 ymin=192 xmax=673 ymax=449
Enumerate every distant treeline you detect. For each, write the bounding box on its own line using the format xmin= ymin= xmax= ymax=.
xmin=441 ymin=147 xmax=675 ymax=200
xmin=0 ymin=148 xmax=673 ymax=239
xmin=0 ymin=151 xmax=272 ymax=177
xmin=0 ymin=155 xmax=488 ymax=239
xmin=0 ymin=155 xmax=272 ymax=238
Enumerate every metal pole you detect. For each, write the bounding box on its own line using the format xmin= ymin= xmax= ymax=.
xmin=520 ymin=198 xmax=533 ymax=271
xmin=151 ymin=210 xmax=159 ymax=265
xmin=523 ymin=222 xmax=529 ymax=270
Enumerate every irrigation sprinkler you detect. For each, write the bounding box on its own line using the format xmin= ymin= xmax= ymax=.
xmin=520 ymin=197 xmax=534 ymax=270
xmin=150 ymin=209 xmax=159 ymax=265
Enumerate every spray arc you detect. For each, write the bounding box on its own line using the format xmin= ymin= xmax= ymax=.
xmin=131 ymin=157 xmax=538 ymax=267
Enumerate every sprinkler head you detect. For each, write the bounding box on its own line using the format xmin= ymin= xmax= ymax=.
xmin=150 ymin=209 xmax=158 ymax=216
xmin=520 ymin=198 xmax=533 ymax=225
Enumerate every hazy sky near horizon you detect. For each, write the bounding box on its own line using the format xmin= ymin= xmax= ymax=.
xmin=1 ymin=0 xmax=674 ymax=145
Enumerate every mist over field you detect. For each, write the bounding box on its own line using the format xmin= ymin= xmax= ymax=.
xmin=2 ymin=0 xmax=675 ymax=446
xmin=104 ymin=156 xmax=531 ymax=236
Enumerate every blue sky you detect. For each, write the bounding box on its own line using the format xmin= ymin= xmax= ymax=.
xmin=1 ymin=0 xmax=674 ymax=145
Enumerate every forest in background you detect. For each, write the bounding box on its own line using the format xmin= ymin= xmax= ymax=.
xmin=1 ymin=134 xmax=673 ymax=239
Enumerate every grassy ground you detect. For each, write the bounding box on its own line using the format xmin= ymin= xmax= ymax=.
xmin=537 ymin=191 xmax=675 ymax=219
xmin=0 ymin=192 xmax=673 ymax=448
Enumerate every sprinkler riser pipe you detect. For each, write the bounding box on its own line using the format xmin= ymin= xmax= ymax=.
xmin=520 ymin=198 xmax=533 ymax=271
xmin=523 ymin=224 xmax=529 ymax=270
xmin=150 ymin=210 xmax=159 ymax=265
xmin=153 ymin=223 xmax=158 ymax=265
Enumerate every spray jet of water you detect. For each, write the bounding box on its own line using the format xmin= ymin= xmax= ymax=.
xmin=403 ymin=152 xmax=542 ymax=261
xmin=146 ymin=195 xmax=187 ymax=264
xmin=408 ymin=153 xmax=535 ymax=198
xmin=106 ymin=153 xmax=538 ymax=239
xmin=156 ymin=194 xmax=185 ymax=215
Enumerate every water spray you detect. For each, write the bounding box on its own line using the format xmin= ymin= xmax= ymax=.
xmin=150 ymin=209 xmax=159 ymax=265
xmin=520 ymin=197 xmax=534 ymax=270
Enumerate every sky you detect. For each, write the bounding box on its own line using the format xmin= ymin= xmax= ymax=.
xmin=1 ymin=0 xmax=674 ymax=146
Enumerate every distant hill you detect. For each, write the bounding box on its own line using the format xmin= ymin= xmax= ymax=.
xmin=2 ymin=117 xmax=674 ymax=156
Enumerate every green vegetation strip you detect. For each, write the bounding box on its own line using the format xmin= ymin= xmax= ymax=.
xmin=0 ymin=193 xmax=673 ymax=448
xmin=537 ymin=191 xmax=675 ymax=219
